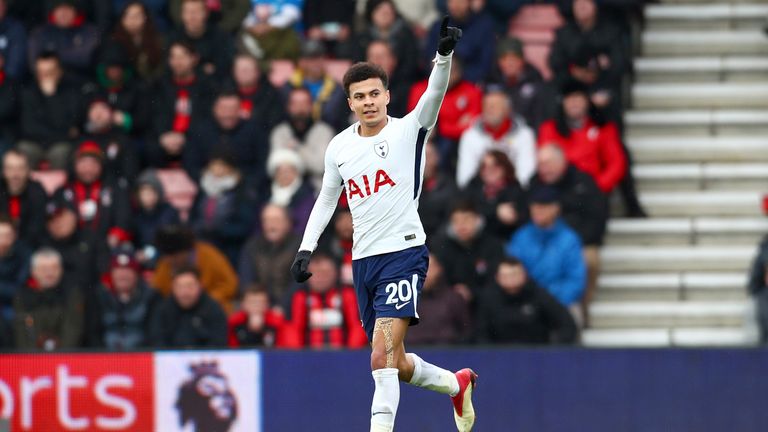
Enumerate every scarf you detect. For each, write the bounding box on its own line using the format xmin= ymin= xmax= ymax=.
xmin=270 ymin=178 xmax=301 ymax=206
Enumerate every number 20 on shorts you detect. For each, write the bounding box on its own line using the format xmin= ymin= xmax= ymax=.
xmin=385 ymin=274 xmax=418 ymax=305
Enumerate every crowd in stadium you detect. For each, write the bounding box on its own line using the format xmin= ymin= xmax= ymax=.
xmin=0 ymin=0 xmax=647 ymax=350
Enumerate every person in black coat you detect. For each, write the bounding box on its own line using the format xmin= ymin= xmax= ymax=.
xmin=185 ymin=90 xmax=269 ymax=187
xmin=0 ymin=214 xmax=29 ymax=322
xmin=232 ymin=53 xmax=285 ymax=134
xmin=168 ymin=0 xmax=234 ymax=78
xmin=132 ymin=169 xmax=181 ymax=268
xmin=302 ymin=0 xmax=356 ymax=59
xmin=0 ymin=149 xmax=48 ymax=248
xmin=430 ymin=200 xmax=505 ymax=304
xmin=355 ymin=0 xmax=421 ymax=81
xmin=91 ymin=251 xmax=159 ymax=349
xmin=0 ymin=57 xmax=19 ymax=153
xmin=149 ymin=265 xmax=228 ymax=348
xmin=418 ymin=139 xmax=457 ymax=238
xmin=475 ymin=257 xmax=578 ymax=344
xmin=146 ymin=40 xmax=215 ymax=168
xmin=79 ymin=99 xmax=140 ymax=186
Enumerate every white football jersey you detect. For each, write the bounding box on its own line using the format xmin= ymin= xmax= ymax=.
xmin=299 ymin=53 xmax=452 ymax=260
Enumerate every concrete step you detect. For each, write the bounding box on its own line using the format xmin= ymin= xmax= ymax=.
xmin=601 ymin=245 xmax=754 ymax=272
xmin=633 ymin=83 xmax=768 ymax=109
xmin=634 ymin=190 xmax=763 ymax=217
xmin=589 ymin=300 xmax=749 ymax=328
xmin=635 ymin=56 xmax=768 ymax=83
xmin=627 ymin=135 xmax=768 ymax=162
xmin=606 ymin=217 xmax=768 ymax=245
xmin=626 ymin=110 xmax=768 ymax=136
xmin=582 ymin=327 xmax=754 ymax=347
xmin=596 ymin=271 xmax=748 ymax=301
xmin=646 ymin=4 xmax=768 ymax=30
xmin=633 ymin=162 xmax=768 ymax=190
xmin=660 ymin=0 xmax=768 ymax=4
xmin=642 ymin=30 xmax=768 ymax=56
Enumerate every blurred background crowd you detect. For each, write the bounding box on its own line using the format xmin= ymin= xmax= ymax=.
xmin=0 ymin=0 xmax=649 ymax=351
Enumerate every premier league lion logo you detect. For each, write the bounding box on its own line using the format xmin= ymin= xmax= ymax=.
xmin=176 ymin=361 xmax=238 ymax=432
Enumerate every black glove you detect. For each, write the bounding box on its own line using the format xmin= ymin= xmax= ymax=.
xmin=290 ymin=250 xmax=313 ymax=282
xmin=437 ymin=15 xmax=463 ymax=56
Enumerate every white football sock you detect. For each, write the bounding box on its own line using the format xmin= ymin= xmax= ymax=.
xmin=406 ymin=353 xmax=460 ymax=396
xmin=370 ymin=368 xmax=400 ymax=432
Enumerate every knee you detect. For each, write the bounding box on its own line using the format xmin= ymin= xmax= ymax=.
xmin=370 ymin=347 xmax=388 ymax=371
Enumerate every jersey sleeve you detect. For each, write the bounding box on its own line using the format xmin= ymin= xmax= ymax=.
xmin=408 ymin=52 xmax=452 ymax=130
xmin=298 ymin=143 xmax=344 ymax=252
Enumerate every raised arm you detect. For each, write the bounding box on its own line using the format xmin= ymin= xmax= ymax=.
xmin=412 ymin=16 xmax=463 ymax=130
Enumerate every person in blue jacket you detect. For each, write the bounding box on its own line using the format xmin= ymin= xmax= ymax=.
xmin=506 ymin=184 xmax=586 ymax=308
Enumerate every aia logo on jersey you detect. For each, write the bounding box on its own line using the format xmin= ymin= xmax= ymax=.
xmin=347 ymin=170 xmax=396 ymax=200
xmin=374 ymin=140 xmax=389 ymax=158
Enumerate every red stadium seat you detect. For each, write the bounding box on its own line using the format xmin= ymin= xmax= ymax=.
xmin=509 ymin=28 xmax=556 ymax=45
xmin=523 ymin=44 xmax=553 ymax=80
xmin=30 ymin=170 xmax=67 ymax=196
xmin=325 ymin=59 xmax=352 ymax=83
xmin=509 ymin=4 xmax=564 ymax=31
xmin=269 ymin=60 xmax=295 ymax=87
xmin=155 ymin=168 xmax=198 ymax=221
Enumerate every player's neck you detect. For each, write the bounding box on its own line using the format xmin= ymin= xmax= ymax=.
xmin=358 ymin=117 xmax=388 ymax=137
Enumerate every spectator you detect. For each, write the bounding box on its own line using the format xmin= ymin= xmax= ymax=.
xmin=153 ymin=224 xmax=239 ymax=313
xmin=108 ymin=1 xmax=166 ymax=82
xmin=27 ymin=0 xmax=100 ymax=79
xmin=110 ymin=0 xmax=170 ymax=32
xmin=146 ymin=41 xmax=214 ymax=168
xmin=290 ymin=253 xmax=367 ymax=348
xmin=283 ymin=40 xmax=348 ymax=132
xmin=238 ymin=204 xmax=300 ymax=310
xmin=408 ymin=57 xmax=482 ymax=172
xmin=418 ymin=139 xmax=458 ymax=238
xmin=531 ymin=144 xmax=608 ymax=321
xmin=232 ymin=53 xmax=285 ymax=132
xmin=88 ymin=43 xmax=150 ymax=138
xmin=270 ymin=87 xmax=333 ymax=191
xmin=430 ymin=200 xmax=504 ymax=303
xmin=506 ymin=185 xmax=586 ymax=314
xmin=13 ymin=248 xmax=84 ymax=350
xmin=0 ymin=150 xmax=48 ymax=248
xmin=303 ymin=0 xmax=355 ymax=59
xmin=425 ymin=0 xmax=495 ymax=83
xmin=355 ymin=0 xmax=420 ymax=82
xmin=238 ymin=0 xmax=303 ymax=61
xmin=170 ymin=0 xmax=251 ymax=34
xmin=485 ymin=37 xmax=553 ymax=131
xmin=365 ymin=40 xmax=412 ymax=118
xmin=537 ymin=80 xmax=626 ymax=195
xmin=0 ymin=0 xmax=26 ymax=79
xmin=19 ymin=51 xmax=83 ymax=169
xmin=0 ymin=214 xmax=30 ymax=321
xmin=169 ymin=0 xmax=235 ymax=78
xmin=461 ymin=150 xmax=528 ymax=240
xmin=549 ymin=0 xmax=625 ymax=124
xmin=228 ymin=284 xmax=296 ymax=347
xmin=391 ymin=0 xmax=438 ymax=39
xmin=52 ymin=141 xmax=133 ymax=246
xmin=475 ymin=257 xmax=578 ymax=344
xmin=0 ymin=47 xmax=19 ymax=154
xmin=317 ymin=208 xmax=354 ymax=286
xmin=266 ymin=148 xmax=315 ymax=234
xmin=42 ymin=192 xmax=109 ymax=294
xmin=186 ymin=90 xmax=270 ymax=185
xmin=132 ymin=169 xmax=181 ymax=268
xmin=149 ymin=265 xmax=228 ymax=348
xmin=456 ymin=88 xmax=536 ymax=188
xmin=92 ymin=251 xmax=159 ymax=349
xmin=406 ymin=253 xmax=470 ymax=345
xmin=80 ymin=99 xmax=139 ymax=185
xmin=748 ymin=236 xmax=768 ymax=342
xmin=189 ymin=151 xmax=259 ymax=265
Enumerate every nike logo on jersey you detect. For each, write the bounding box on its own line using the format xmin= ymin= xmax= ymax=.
xmin=395 ymin=301 xmax=411 ymax=310
xmin=338 ymin=162 xmax=345 ymax=167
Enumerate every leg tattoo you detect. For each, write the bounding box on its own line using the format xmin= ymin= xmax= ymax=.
xmin=374 ymin=318 xmax=396 ymax=368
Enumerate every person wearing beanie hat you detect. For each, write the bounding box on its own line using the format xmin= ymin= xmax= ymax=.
xmin=133 ymin=169 xmax=181 ymax=268
xmin=188 ymin=150 xmax=258 ymax=266
xmin=506 ymin=182 xmax=586 ymax=320
xmin=266 ymin=148 xmax=315 ymax=234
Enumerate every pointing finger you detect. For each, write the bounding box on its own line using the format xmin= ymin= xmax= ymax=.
xmin=440 ymin=15 xmax=449 ymax=36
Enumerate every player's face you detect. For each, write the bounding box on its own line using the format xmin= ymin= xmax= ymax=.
xmin=348 ymin=78 xmax=390 ymax=129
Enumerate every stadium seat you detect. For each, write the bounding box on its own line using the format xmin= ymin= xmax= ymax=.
xmin=509 ymin=28 xmax=555 ymax=45
xmin=155 ymin=168 xmax=198 ymax=221
xmin=269 ymin=60 xmax=295 ymax=87
xmin=325 ymin=59 xmax=352 ymax=84
xmin=522 ymin=44 xmax=553 ymax=80
xmin=30 ymin=170 xmax=67 ymax=196
xmin=509 ymin=4 xmax=564 ymax=31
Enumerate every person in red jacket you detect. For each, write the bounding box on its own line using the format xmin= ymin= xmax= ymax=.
xmin=537 ymin=80 xmax=626 ymax=194
xmin=290 ymin=253 xmax=367 ymax=349
xmin=408 ymin=57 xmax=482 ymax=172
xmin=228 ymin=285 xmax=298 ymax=348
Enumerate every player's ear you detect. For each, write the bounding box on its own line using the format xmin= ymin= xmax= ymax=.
xmin=385 ymin=90 xmax=390 ymax=106
xmin=347 ymin=97 xmax=354 ymax=112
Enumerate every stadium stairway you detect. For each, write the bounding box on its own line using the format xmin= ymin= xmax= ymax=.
xmin=582 ymin=1 xmax=768 ymax=347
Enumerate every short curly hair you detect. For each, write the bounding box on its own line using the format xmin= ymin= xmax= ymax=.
xmin=342 ymin=62 xmax=388 ymax=97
